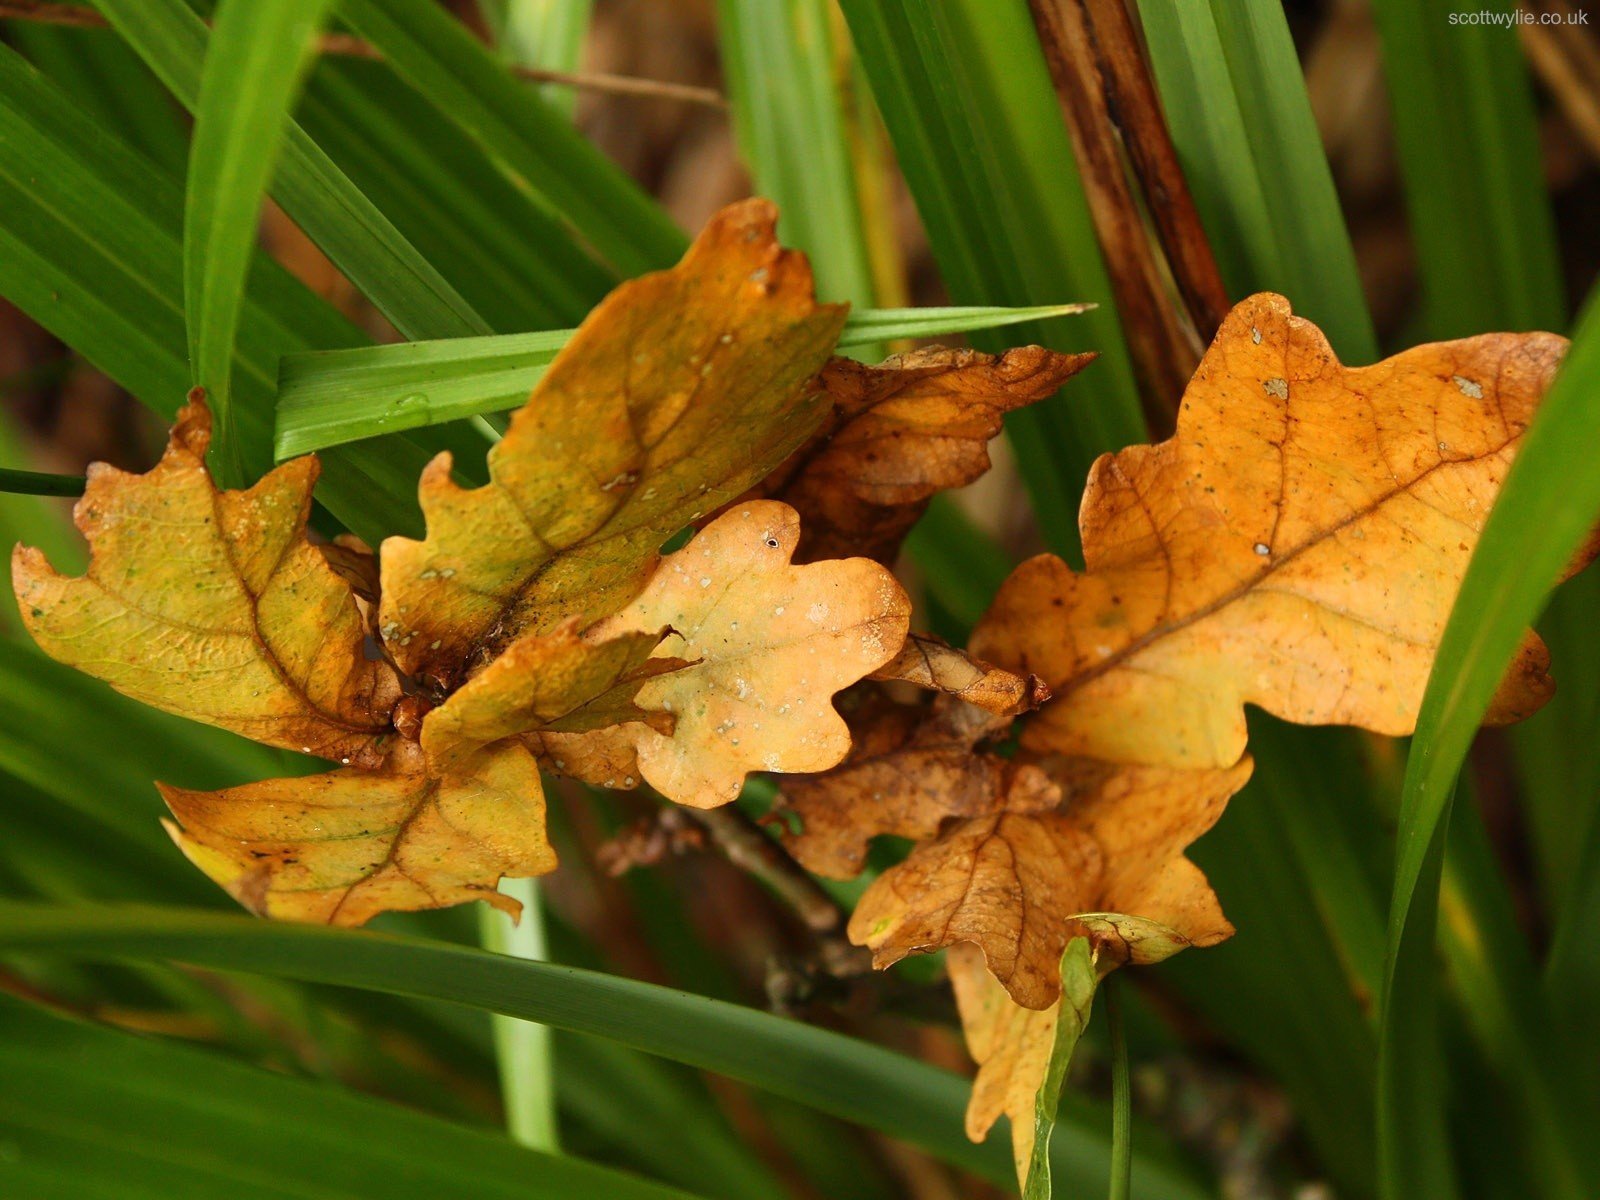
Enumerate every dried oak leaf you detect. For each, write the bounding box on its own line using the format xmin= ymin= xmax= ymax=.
xmin=752 ymin=346 xmax=1094 ymax=563
xmin=12 ymin=399 xmax=399 ymax=768
xmin=162 ymin=739 xmax=552 ymax=924
xmin=781 ymin=694 xmax=1058 ymax=879
xmin=380 ymin=198 xmax=847 ymax=688
xmin=847 ymin=755 xmax=1251 ymax=1008
xmin=578 ymin=500 xmax=912 ymax=806
xmin=870 ymin=632 xmax=1048 ymax=716
xmin=972 ymin=294 xmax=1573 ymax=768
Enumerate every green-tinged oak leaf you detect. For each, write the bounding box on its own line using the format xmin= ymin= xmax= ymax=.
xmin=161 ymin=738 xmax=552 ymax=925
xmin=379 ymin=199 xmax=848 ymax=687
xmin=12 ymin=398 xmax=399 ymax=768
xmin=420 ymin=619 xmax=686 ymax=773
xmin=581 ymin=500 xmax=912 ymax=806
xmin=972 ymin=293 xmax=1575 ymax=769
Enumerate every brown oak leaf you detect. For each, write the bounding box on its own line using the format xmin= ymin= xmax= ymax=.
xmin=870 ymin=632 xmax=1048 ymax=717
xmin=972 ymin=293 xmax=1573 ymax=769
xmin=379 ymin=199 xmax=848 ymax=687
xmin=753 ymin=345 xmax=1093 ymax=563
xmin=12 ymin=400 xmax=399 ymax=768
xmin=847 ymin=755 xmax=1251 ymax=1008
xmin=780 ymin=695 xmax=1058 ymax=879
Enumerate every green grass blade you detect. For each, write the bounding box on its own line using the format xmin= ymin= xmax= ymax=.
xmin=0 ymin=901 xmax=1209 ymax=1200
xmin=840 ymin=0 xmax=1147 ymax=560
xmin=0 ymin=468 xmax=86 ymax=498
xmin=93 ymin=0 xmax=492 ymax=341
xmin=184 ymin=0 xmax=336 ymax=483
xmin=1136 ymin=0 xmax=1377 ymax=362
xmin=1379 ymin=293 xmax=1600 ymax=1200
xmin=272 ymin=304 xmax=1094 ymax=457
xmin=0 ymin=993 xmax=704 ymax=1200
xmin=1368 ymin=0 xmax=1562 ymax=337
xmin=0 ymin=42 xmax=486 ymax=542
xmin=298 ymin=60 xmax=612 ymax=331
xmin=480 ymin=878 xmax=560 ymax=1152
xmin=337 ymin=0 xmax=684 ymax=278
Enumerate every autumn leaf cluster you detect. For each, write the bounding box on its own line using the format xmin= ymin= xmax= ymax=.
xmin=12 ymin=200 xmax=1580 ymax=1189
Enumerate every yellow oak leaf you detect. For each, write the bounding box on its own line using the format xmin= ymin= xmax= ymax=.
xmin=753 ymin=346 xmax=1094 ymax=563
xmin=584 ymin=499 xmax=912 ymax=807
xmin=161 ymin=738 xmax=552 ymax=925
xmin=12 ymin=399 xmax=399 ymax=768
xmin=972 ymin=293 xmax=1572 ymax=768
xmin=420 ymin=619 xmax=684 ymax=773
xmin=871 ymin=632 xmax=1048 ymax=717
xmin=379 ymin=199 xmax=848 ymax=688
xmin=781 ymin=695 xmax=1059 ymax=879
xmin=848 ymin=755 xmax=1250 ymax=1008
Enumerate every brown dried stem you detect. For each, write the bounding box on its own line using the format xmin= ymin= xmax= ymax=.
xmin=1027 ymin=0 xmax=1230 ymax=432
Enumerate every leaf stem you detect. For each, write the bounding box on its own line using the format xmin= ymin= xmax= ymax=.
xmin=1107 ymin=973 xmax=1132 ymax=1200
xmin=478 ymin=878 xmax=560 ymax=1153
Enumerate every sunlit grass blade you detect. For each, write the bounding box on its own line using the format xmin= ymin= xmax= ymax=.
xmin=840 ymin=0 xmax=1146 ymax=560
xmin=481 ymin=0 xmax=595 ymax=114
xmin=273 ymin=303 xmax=1095 ymax=457
xmin=0 ymin=901 xmax=1210 ymax=1200
xmin=93 ymin=0 xmax=492 ymax=341
xmin=184 ymin=0 xmax=335 ymax=484
xmin=0 ymin=993 xmax=705 ymax=1200
xmin=338 ymin=0 xmax=684 ymax=278
xmin=717 ymin=0 xmax=877 ymax=313
xmin=480 ymin=877 xmax=560 ymax=1152
xmin=1379 ymin=292 xmax=1600 ymax=1200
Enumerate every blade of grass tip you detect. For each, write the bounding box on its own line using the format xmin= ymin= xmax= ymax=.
xmin=480 ymin=877 xmax=559 ymax=1152
xmin=1379 ymin=290 xmax=1600 ymax=1200
xmin=185 ymin=0 xmax=336 ymax=486
xmin=272 ymin=304 xmax=1095 ymax=457
xmin=0 ymin=468 xmax=86 ymax=498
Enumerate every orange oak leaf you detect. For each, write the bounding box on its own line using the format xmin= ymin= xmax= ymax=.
xmin=780 ymin=695 xmax=1059 ymax=879
xmin=379 ymin=199 xmax=848 ymax=688
xmin=971 ymin=294 xmax=1572 ymax=769
xmin=847 ymin=755 xmax=1250 ymax=1008
xmin=750 ymin=346 xmax=1093 ymax=563
xmin=12 ymin=399 xmax=399 ymax=768
xmin=583 ymin=500 xmax=912 ymax=807
xmin=871 ymin=632 xmax=1048 ymax=717
xmin=161 ymin=738 xmax=553 ymax=925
